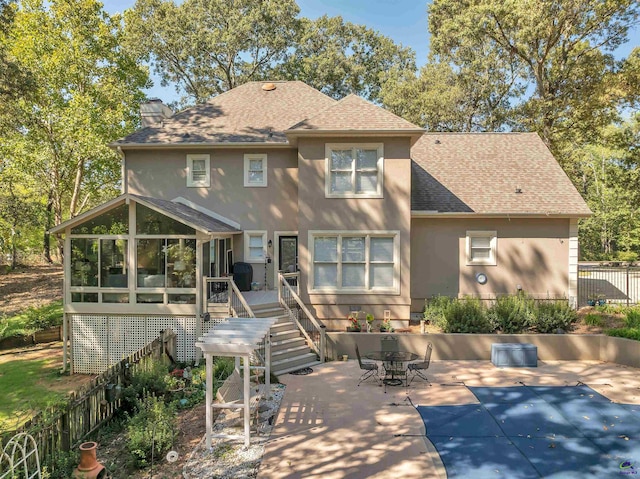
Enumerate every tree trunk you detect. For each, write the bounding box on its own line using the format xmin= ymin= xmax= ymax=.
xmin=43 ymin=191 xmax=53 ymax=264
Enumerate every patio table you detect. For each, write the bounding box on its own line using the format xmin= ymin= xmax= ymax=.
xmin=365 ymin=351 xmax=419 ymax=386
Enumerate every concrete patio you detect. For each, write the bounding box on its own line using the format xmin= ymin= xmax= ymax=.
xmin=258 ymin=359 xmax=640 ymax=478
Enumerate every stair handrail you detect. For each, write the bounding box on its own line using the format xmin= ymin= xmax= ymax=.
xmin=278 ymin=272 xmax=326 ymax=363
xmin=228 ymin=278 xmax=256 ymax=318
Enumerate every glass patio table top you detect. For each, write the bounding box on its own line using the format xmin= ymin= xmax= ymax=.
xmin=364 ymin=351 xmax=419 ymax=362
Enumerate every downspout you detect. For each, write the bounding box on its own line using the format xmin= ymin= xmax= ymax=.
xmin=117 ymin=146 xmax=127 ymax=194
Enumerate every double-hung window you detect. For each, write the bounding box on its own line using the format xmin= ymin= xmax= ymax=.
xmin=310 ymin=232 xmax=399 ymax=293
xmin=187 ymin=154 xmax=210 ymax=187
xmin=244 ymin=231 xmax=267 ymax=263
xmin=325 ymin=144 xmax=383 ymax=198
xmin=244 ymin=154 xmax=267 ymax=187
xmin=466 ymin=231 xmax=497 ymax=265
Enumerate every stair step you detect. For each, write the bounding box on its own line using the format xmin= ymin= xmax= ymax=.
xmin=250 ymin=302 xmax=281 ymax=311
xmin=270 ymin=329 xmax=301 ymax=342
xmin=253 ymin=307 xmax=285 ymax=318
xmin=271 ymin=345 xmax=314 ymax=361
xmin=270 ymin=336 xmax=308 ymax=352
xmin=270 ymin=321 xmax=299 ymax=333
xmin=271 ymin=353 xmax=320 ymax=375
xmin=273 ymin=358 xmax=322 ymax=376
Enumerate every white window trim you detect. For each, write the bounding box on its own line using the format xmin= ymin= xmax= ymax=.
xmin=466 ymin=230 xmax=497 ymax=266
xmin=186 ymin=154 xmax=210 ymax=188
xmin=244 ymin=230 xmax=267 ymax=263
xmin=244 ymin=153 xmax=267 ymax=187
xmin=308 ymin=230 xmax=400 ymax=294
xmin=325 ymin=143 xmax=384 ymax=198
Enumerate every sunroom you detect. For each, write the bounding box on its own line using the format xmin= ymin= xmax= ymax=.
xmin=50 ymin=193 xmax=241 ymax=373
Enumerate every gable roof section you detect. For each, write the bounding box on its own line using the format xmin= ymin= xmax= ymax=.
xmin=288 ymin=94 xmax=423 ymax=134
xmin=114 ymin=81 xmax=337 ymax=146
xmin=49 ymin=194 xmax=241 ymax=234
xmin=411 ymin=133 xmax=591 ymax=216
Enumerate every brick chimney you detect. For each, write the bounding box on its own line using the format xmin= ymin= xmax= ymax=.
xmin=140 ymin=98 xmax=173 ymax=127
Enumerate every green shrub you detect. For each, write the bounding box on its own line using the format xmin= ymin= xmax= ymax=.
xmin=443 ymin=297 xmax=493 ymax=333
xmin=606 ymin=328 xmax=640 ymax=341
xmin=487 ymin=294 xmax=536 ymax=333
xmin=532 ymin=300 xmax=578 ymax=333
xmin=121 ymin=360 xmax=170 ymax=413
xmin=617 ymin=251 xmax=638 ymax=263
xmin=41 ymin=450 xmax=79 ymax=479
xmin=424 ymin=296 xmax=452 ymax=330
xmin=624 ymin=308 xmax=640 ymax=328
xmin=583 ymin=313 xmax=604 ymax=327
xmin=24 ymin=301 xmax=63 ymax=331
xmin=127 ymin=395 xmax=176 ymax=468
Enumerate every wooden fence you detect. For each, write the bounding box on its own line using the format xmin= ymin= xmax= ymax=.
xmin=0 ymin=329 xmax=176 ymax=470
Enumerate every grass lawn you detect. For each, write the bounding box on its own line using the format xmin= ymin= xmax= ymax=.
xmin=0 ymin=353 xmax=68 ymax=431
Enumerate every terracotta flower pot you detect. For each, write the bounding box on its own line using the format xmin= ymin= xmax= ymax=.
xmin=73 ymin=441 xmax=106 ymax=479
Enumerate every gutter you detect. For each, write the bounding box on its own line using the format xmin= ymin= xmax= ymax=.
xmin=411 ymin=211 xmax=592 ymax=219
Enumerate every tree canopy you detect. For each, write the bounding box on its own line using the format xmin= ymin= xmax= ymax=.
xmin=1 ymin=0 xmax=149 ymax=262
xmin=123 ymin=0 xmax=415 ymax=106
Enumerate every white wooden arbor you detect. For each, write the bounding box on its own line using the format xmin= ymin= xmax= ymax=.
xmin=195 ymin=317 xmax=279 ymax=448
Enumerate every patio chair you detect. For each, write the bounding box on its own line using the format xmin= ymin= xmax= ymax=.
xmin=408 ymin=342 xmax=433 ymax=386
xmin=381 ymin=335 xmax=399 ymax=353
xmin=355 ymin=344 xmax=380 ymax=386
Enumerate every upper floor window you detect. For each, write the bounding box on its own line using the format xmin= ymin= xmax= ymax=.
xmin=187 ymin=154 xmax=210 ymax=187
xmin=325 ymin=143 xmax=383 ymax=198
xmin=244 ymin=154 xmax=267 ymax=187
xmin=466 ymin=231 xmax=497 ymax=266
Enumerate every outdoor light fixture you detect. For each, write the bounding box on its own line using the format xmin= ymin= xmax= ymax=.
xmin=267 ymin=239 xmax=273 ymax=248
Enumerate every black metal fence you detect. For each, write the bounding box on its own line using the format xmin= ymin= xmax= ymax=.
xmin=578 ymin=263 xmax=640 ymax=307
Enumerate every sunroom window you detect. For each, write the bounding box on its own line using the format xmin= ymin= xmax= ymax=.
xmin=68 ymin=201 xmax=198 ymax=305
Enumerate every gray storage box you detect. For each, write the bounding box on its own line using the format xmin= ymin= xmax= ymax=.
xmin=491 ymin=343 xmax=537 ymax=367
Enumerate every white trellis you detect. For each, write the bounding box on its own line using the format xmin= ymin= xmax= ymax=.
xmin=0 ymin=433 xmax=41 ymax=479
xmin=195 ymin=316 xmax=279 ymax=448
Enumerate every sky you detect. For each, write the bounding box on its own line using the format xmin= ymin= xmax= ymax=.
xmin=105 ymin=0 xmax=639 ymax=104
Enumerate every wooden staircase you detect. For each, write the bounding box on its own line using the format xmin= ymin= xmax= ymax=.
xmin=251 ymin=301 xmax=322 ymax=376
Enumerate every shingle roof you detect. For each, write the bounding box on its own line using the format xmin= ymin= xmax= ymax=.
xmin=288 ymin=94 xmax=423 ymax=132
xmin=411 ymin=133 xmax=591 ymax=216
xmin=131 ymin=195 xmax=241 ymax=233
xmin=114 ymin=81 xmax=337 ymax=145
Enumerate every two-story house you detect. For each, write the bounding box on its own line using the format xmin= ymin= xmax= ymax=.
xmin=51 ymin=81 xmax=590 ymax=374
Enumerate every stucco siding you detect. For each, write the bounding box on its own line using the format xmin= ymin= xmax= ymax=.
xmin=411 ymin=217 xmax=570 ymax=311
xmin=296 ymin=136 xmax=412 ymax=320
xmin=125 ymin=147 xmax=299 ymax=283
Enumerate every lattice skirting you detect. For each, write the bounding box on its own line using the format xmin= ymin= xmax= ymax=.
xmin=70 ymin=314 xmax=199 ymax=374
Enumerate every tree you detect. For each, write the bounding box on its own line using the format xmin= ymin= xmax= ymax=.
xmin=428 ymin=0 xmax=640 ymax=157
xmin=275 ymin=15 xmax=415 ymax=102
xmin=124 ymin=0 xmax=300 ymax=106
xmin=380 ymin=58 xmax=515 ymax=132
xmin=576 ymin=117 xmax=640 ymax=260
xmin=6 ymin=0 xmax=149 ymax=260
xmin=0 ymin=0 xmax=33 ymax=130
xmin=124 ymin=2 xmax=415 ymax=106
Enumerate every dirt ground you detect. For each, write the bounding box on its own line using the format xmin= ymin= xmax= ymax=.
xmin=0 ymin=264 xmax=63 ymax=316
xmin=97 ymin=402 xmax=209 ymax=479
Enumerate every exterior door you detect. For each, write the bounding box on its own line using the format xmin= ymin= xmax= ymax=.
xmin=278 ymin=236 xmax=298 ymax=272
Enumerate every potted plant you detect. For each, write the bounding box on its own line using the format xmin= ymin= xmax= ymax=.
xmin=365 ymin=313 xmax=374 ymax=332
xmin=587 ymin=294 xmax=597 ymax=307
xmin=597 ymin=294 xmax=606 ymax=306
xmin=379 ymin=317 xmax=394 ymax=332
xmin=346 ymin=312 xmax=361 ymax=332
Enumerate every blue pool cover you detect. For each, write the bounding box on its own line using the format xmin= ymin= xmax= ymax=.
xmin=417 ymin=385 xmax=640 ymax=478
